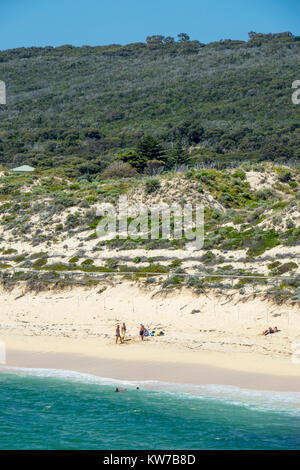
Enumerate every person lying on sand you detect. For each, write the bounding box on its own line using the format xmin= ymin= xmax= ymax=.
xmin=261 ymin=327 xmax=273 ymax=336
xmin=261 ymin=326 xmax=279 ymax=336
xmin=115 ymin=324 xmax=122 ymax=344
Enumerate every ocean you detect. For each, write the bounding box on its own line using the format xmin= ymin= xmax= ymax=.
xmin=0 ymin=367 xmax=300 ymax=450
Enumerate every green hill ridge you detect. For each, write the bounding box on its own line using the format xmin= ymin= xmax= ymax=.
xmin=0 ymin=31 xmax=299 ymax=177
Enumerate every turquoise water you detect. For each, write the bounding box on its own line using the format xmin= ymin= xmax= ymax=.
xmin=0 ymin=368 xmax=300 ymax=450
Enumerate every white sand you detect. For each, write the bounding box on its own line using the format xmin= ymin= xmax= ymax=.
xmin=0 ymin=282 xmax=300 ymax=390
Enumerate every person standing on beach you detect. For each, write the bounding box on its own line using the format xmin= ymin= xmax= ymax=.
xmin=116 ymin=324 xmax=122 ymax=344
xmin=121 ymin=322 xmax=127 ymax=340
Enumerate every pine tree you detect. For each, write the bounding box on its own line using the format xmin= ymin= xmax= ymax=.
xmin=165 ymin=139 xmax=190 ymax=170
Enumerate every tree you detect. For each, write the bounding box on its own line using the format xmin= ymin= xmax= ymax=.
xmin=82 ymin=128 xmax=101 ymax=139
xmin=177 ymin=33 xmax=190 ymax=42
xmin=172 ymin=121 xmax=204 ymax=144
xmin=118 ymin=150 xmax=147 ymax=173
xmin=146 ymin=35 xmax=165 ymax=47
xmin=165 ymin=139 xmax=190 ymax=170
xmin=248 ymin=31 xmax=257 ymax=40
xmin=78 ymin=161 xmax=102 ymax=175
xmin=137 ymin=136 xmax=166 ymax=163
xmin=188 ymin=128 xmax=204 ymax=144
xmin=163 ymin=36 xmax=175 ymax=44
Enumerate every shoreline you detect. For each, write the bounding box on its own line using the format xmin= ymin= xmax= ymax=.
xmin=0 ymin=283 xmax=299 ymax=394
xmin=1 ymin=335 xmax=300 ymax=392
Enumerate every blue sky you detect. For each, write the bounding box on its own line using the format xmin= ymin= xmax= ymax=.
xmin=1 ymin=0 xmax=299 ymax=50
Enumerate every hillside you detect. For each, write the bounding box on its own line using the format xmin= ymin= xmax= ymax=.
xmin=0 ymin=163 xmax=298 ymax=304
xmin=0 ymin=32 xmax=300 ymax=176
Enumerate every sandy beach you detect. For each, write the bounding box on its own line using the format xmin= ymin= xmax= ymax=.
xmin=0 ymin=282 xmax=299 ymax=391
xmin=2 ymin=338 xmax=300 ymax=392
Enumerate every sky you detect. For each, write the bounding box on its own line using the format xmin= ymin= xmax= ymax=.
xmin=0 ymin=0 xmax=299 ymax=50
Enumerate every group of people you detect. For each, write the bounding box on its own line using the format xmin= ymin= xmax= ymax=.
xmin=261 ymin=326 xmax=279 ymax=336
xmin=115 ymin=323 xmax=165 ymax=344
xmin=115 ymin=323 xmax=150 ymax=343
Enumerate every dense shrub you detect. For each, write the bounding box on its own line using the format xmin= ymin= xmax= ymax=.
xmin=101 ymin=161 xmax=138 ymax=179
xmin=145 ymin=179 xmax=161 ymax=194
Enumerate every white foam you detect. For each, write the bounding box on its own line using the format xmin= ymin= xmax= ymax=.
xmin=2 ymin=365 xmax=300 ymax=415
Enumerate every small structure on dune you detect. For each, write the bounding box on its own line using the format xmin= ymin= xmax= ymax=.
xmin=11 ymin=165 xmax=35 ymax=173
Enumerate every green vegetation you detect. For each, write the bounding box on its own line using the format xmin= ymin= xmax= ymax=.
xmin=268 ymin=261 xmax=298 ymax=275
xmin=145 ymin=178 xmax=161 ymax=194
xmin=0 ymin=163 xmax=298 ymax=257
xmin=0 ymin=32 xmax=299 ymax=177
xmin=32 ymin=258 xmax=48 ymax=269
xmin=193 ymin=169 xmax=254 ymax=208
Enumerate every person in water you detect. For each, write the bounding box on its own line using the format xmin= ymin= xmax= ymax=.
xmin=121 ymin=322 xmax=127 ymax=340
xmin=115 ymin=324 xmax=122 ymax=344
xmin=139 ymin=324 xmax=145 ymax=341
